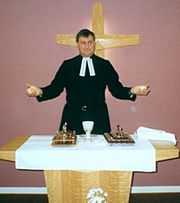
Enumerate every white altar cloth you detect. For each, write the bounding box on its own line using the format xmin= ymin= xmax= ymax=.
xmin=16 ymin=135 xmax=156 ymax=172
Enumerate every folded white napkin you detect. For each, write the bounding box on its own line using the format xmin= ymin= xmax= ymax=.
xmin=135 ymin=127 xmax=177 ymax=145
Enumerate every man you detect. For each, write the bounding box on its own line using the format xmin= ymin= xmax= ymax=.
xmin=26 ymin=29 xmax=150 ymax=134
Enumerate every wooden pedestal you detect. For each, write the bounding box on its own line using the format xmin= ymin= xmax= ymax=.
xmin=44 ymin=170 xmax=132 ymax=203
xmin=0 ymin=135 xmax=179 ymax=203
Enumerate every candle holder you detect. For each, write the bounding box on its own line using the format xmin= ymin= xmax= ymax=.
xmin=52 ymin=122 xmax=77 ymax=145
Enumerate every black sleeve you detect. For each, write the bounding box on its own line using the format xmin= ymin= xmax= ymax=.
xmin=36 ymin=62 xmax=66 ymax=102
xmin=106 ymin=61 xmax=136 ymax=101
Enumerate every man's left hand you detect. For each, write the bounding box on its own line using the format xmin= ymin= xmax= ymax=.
xmin=130 ymin=85 xmax=150 ymax=96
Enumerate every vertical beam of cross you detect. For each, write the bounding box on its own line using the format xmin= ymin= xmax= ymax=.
xmin=92 ymin=2 xmax=104 ymax=57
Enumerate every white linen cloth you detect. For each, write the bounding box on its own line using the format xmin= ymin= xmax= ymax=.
xmin=136 ymin=127 xmax=177 ymax=145
xmin=15 ymin=135 xmax=155 ymax=172
xmin=79 ymin=57 xmax=96 ymax=76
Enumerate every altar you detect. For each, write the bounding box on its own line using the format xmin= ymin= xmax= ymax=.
xmin=0 ymin=135 xmax=179 ymax=203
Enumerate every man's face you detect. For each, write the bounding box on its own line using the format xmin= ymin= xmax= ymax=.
xmin=77 ymin=35 xmax=96 ymax=57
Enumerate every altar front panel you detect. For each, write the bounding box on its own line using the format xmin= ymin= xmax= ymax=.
xmin=0 ymin=135 xmax=179 ymax=203
xmin=44 ymin=170 xmax=133 ymax=203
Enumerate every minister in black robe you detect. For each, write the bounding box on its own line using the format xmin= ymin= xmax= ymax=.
xmin=26 ymin=29 xmax=150 ymax=134
xmin=37 ymin=54 xmax=136 ymax=134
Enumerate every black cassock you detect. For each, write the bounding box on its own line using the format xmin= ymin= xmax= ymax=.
xmin=37 ymin=54 xmax=136 ymax=134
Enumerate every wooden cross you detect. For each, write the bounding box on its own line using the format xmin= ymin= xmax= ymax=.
xmin=56 ymin=2 xmax=139 ymax=58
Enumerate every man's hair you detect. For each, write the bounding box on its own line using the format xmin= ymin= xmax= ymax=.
xmin=76 ymin=29 xmax=96 ymax=42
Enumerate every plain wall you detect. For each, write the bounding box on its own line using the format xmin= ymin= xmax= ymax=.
xmin=0 ymin=0 xmax=180 ymax=187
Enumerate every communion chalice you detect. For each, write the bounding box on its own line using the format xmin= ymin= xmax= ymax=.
xmin=82 ymin=121 xmax=94 ymax=140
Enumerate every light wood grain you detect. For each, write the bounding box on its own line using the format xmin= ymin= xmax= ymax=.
xmin=0 ymin=135 xmax=179 ymax=203
xmin=56 ymin=2 xmax=139 ymax=58
xmin=151 ymin=140 xmax=179 ymax=161
xmin=44 ymin=170 xmax=63 ymax=203
xmin=43 ymin=170 xmax=132 ymax=203
xmin=0 ymin=135 xmax=29 ymax=162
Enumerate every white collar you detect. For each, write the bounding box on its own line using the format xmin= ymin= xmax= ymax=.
xmin=79 ymin=57 xmax=96 ymax=77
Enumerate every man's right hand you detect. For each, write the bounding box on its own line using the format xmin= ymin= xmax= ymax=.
xmin=26 ymin=84 xmax=43 ymax=97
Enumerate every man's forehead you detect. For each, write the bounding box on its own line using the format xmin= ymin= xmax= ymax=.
xmin=78 ymin=35 xmax=94 ymax=41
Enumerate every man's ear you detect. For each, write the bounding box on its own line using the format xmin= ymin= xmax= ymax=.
xmin=76 ymin=42 xmax=80 ymax=49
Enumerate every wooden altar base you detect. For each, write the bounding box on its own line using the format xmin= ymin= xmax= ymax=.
xmin=44 ymin=170 xmax=132 ymax=203
xmin=0 ymin=135 xmax=179 ymax=203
